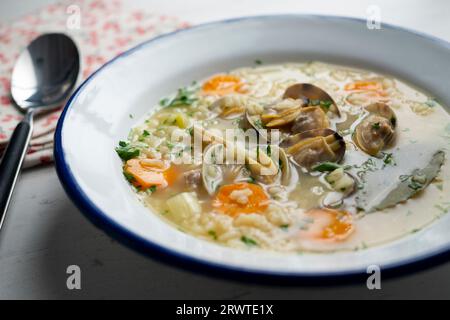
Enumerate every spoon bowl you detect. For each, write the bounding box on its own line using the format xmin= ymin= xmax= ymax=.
xmin=11 ymin=33 xmax=79 ymax=111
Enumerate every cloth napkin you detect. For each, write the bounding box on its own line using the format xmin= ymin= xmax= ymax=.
xmin=0 ymin=0 xmax=189 ymax=168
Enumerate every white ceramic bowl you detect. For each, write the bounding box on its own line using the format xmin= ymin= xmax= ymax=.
xmin=55 ymin=15 xmax=450 ymax=279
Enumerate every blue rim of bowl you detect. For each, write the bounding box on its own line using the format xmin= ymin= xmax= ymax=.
xmin=54 ymin=14 xmax=450 ymax=282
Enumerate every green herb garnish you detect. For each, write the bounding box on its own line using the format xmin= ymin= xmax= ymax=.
xmin=312 ymin=162 xmax=342 ymax=172
xmin=408 ymin=180 xmax=424 ymax=191
xmin=253 ymin=119 xmax=264 ymax=129
xmin=320 ymin=100 xmax=333 ymax=110
xmin=241 ymin=236 xmax=258 ymax=246
xmin=354 ymin=158 xmax=377 ymax=180
xmin=160 ymin=83 xmax=198 ymax=107
xmin=309 ymin=99 xmax=333 ymax=110
xmin=247 ymin=176 xmax=256 ymax=184
xmin=382 ymin=152 xmax=396 ymax=167
xmin=115 ymin=141 xmax=140 ymax=160
xmin=123 ymin=171 xmax=135 ymax=182
xmin=166 ymin=141 xmax=175 ymax=150
xmin=208 ymin=230 xmax=218 ymax=240
xmin=138 ymin=130 xmax=151 ymax=141
xmin=187 ymin=126 xmax=194 ymax=136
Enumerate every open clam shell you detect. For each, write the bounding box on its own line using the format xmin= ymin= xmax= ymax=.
xmin=291 ymin=106 xmax=330 ymax=134
xmin=245 ymin=105 xmax=330 ymax=142
xmin=245 ymin=112 xmax=269 ymax=141
xmin=250 ymin=145 xmax=292 ymax=186
xmin=353 ymin=102 xmax=397 ymax=156
xmin=280 ymin=128 xmax=346 ymax=170
xmin=365 ymin=102 xmax=397 ymax=128
xmin=200 ymin=127 xmax=285 ymax=192
xmin=271 ymin=145 xmax=291 ymax=186
xmin=202 ymin=143 xmax=226 ymax=195
xmin=283 ymin=83 xmax=341 ymax=117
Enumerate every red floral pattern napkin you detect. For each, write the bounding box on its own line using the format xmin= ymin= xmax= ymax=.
xmin=0 ymin=0 xmax=189 ymax=168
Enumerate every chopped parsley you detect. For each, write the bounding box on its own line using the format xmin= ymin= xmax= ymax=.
xmin=266 ymin=145 xmax=272 ymax=157
xmin=399 ymin=174 xmax=412 ymax=182
xmin=241 ymin=236 xmax=258 ymax=246
xmin=319 ymin=100 xmax=333 ymax=110
xmin=175 ymin=149 xmax=184 ymax=158
xmin=254 ymin=59 xmax=263 ymax=65
xmin=147 ymin=185 xmax=157 ymax=194
xmin=280 ymin=224 xmax=289 ymax=230
xmin=312 ymin=161 xmax=342 ymax=172
xmin=354 ymin=158 xmax=377 ymax=180
xmin=115 ymin=141 xmax=140 ymax=160
xmin=166 ymin=141 xmax=175 ymax=150
xmin=159 ymin=83 xmax=198 ymax=107
xmin=408 ymin=180 xmax=424 ymax=191
xmin=372 ymin=122 xmax=381 ymax=130
xmin=123 ymin=171 xmax=135 ymax=182
xmin=382 ymin=152 xmax=396 ymax=167
xmin=138 ymin=130 xmax=150 ymax=141
xmin=400 ymin=173 xmax=426 ymax=191
xmin=208 ymin=230 xmax=218 ymax=240
xmin=309 ymin=99 xmax=333 ymax=110
xmin=253 ymin=119 xmax=264 ymax=129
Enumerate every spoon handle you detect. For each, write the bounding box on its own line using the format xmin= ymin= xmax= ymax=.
xmin=0 ymin=110 xmax=34 ymax=230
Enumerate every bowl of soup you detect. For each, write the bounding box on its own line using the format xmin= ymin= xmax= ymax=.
xmin=55 ymin=15 xmax=450 ymax=278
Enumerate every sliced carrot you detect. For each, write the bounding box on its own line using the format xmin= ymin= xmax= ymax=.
xmin=213 ymin=182 xmax=269 ymax=216
xmin=344 ymin=80 xmax=383 ymax=92
xmin=202 ymin=74 xmax=246 ymax=96
xmin=124 ymin=159 xmax=177 ymax=190
xmin=299 ymin=208 xmax=354 ymax=242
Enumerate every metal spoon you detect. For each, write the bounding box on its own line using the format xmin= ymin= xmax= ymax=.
xmin=0 ymin=33 xmax=80 ymax=230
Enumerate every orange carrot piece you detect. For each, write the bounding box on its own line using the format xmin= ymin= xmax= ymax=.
xmin=202 ymin=74 xmax=246 ymax=96
xmin=344 ymin=80 xmax=383 ymax=92
xmin=299 ymin=208 xmax=354 ymax=242
xmin=124 ymin=159 xmax=177 ymax=190
xmin=213 ymin=182 xmax=269 ymax=216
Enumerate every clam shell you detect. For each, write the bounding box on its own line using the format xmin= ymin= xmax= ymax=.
xmin=280 ymin=128 xmax=346 ymax=169
xmin=283 ymin=83 xmax=341 ymax=117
